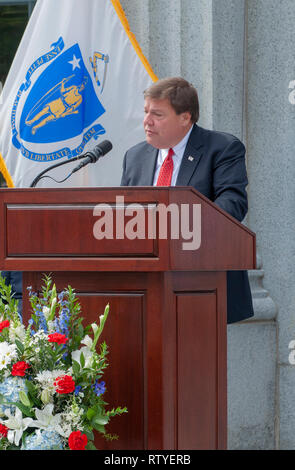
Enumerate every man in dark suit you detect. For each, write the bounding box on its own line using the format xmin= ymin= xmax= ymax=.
xmin=121 ymin=77 xmax=254 ymax=323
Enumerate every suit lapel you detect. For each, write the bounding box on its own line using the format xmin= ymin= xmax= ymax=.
xmin=176 ymin=125 xmax=204 ymax=186
xmin=142 ymin=145 xmax=158 ymax=185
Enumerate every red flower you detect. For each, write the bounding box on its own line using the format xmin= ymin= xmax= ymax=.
xmin=68 ymin=430 xmax=88 ymax=450
xmin=54 ymin=375 xmax=75 ymax=394
xmin=0 ymin=320 xmax=10 ymax=332
xmin=11 ymin=361 xmax=30 ymax=377
xmin=48 ymin=333 xmax=68 ymax=345
xmin=0 ymin=424 xmax=8 ymax=438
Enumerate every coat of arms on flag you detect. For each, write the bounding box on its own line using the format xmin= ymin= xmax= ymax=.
xmin=13 ymin=38 xmax=107 ymax=162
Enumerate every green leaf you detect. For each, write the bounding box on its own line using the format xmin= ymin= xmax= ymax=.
xmin=0 ymin=393 xmax=7 ymax=404
xmin=106 ymin=406 xmax=128 ymax=417
xmin=79 ymin=381 xmax=92 ymax=387
xmin=77 ymin=323 xmax=84 ymax=339
xmin=83 ymin=429 xmax=95 ymax=441
xmin=91 ymin=422 xmax=106 ymax=434
xmin=25 ymin=379 xmax=36 ymax=396
xmin=80 ymin=351 xmax=85 ymax=368
xmin=72 ymin=359 xmax=80 ymax=375
xmin=86 ymin=408 xmax=96 ymax=420
xmin=19 ymin=391 xmax=31 ymax=407
xmin=10 ymin=401 xmax=34 ymax=417
xmin=6 ymin=444 xmax=19 ymax=450
xmin=92 ymin=414 xmax=109 ymax=426
xmin=86 ymin=441 xmax=97 ymax=450
xmin=25 ymin=380 xmax=42 ymax=407
xmin=15 ymin=339 xmax=25 ymax=355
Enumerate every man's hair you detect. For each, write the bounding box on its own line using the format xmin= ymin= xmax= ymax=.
xmin=143 ymin=77 xmax=199 ymax=123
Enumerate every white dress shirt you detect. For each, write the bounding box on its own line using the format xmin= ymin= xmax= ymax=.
xmin=152 ymin=126 xmax=193 ymax=186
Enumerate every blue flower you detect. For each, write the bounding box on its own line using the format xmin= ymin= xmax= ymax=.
xmin=21 ymin=429 xmax=64 ymax=450
xmin=58 ymin=291 xmax=66 ymax=302
xmin=35 ymin=305 xmax=48 ymax=333
xmin=26 ymin=286 xmax=37 ymax=297
xmin=0 ymin=376 xmax=28 ymax=415
xmin=54 ymin=307 xmax=70 ymax=337
xmin=93 ymin=380 xmax=106 ymax=397
xmin=74 ymin=385 xmax=82 ymax=396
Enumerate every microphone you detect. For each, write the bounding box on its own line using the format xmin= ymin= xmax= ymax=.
xmin=30 ymin=140 xmax=113 ymax=187
xmin=71 ymin=140 xmax=113 ymax=174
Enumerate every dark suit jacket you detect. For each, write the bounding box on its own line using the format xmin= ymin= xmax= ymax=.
xmin=1 ymin=271 xmax=23 ymax=316
xmin=1 ymin=271 xmax=23 ymax=299
xmin=121 ymin=123 xmax=254 ymax=323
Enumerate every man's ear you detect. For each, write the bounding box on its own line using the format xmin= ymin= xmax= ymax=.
xmin=180 ymin=112 xmax=192 ymax=127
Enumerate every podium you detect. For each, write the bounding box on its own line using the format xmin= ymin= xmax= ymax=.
xmin=0 ymin=187 xmax=255 ymax=450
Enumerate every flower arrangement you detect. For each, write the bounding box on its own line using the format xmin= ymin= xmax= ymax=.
xmin=0 ymin=274 xmax=127 ymax=450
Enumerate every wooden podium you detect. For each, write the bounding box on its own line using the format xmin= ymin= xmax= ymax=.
xmin=0 ymin=187 xmax=255 ymax=450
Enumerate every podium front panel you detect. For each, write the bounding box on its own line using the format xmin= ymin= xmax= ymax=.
xmin=23 ymin=270 xmax=227 ymax=450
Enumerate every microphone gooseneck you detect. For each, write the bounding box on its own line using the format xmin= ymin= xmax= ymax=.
xmin=30 ymin=140 xmax=113 ymax=187
xmin=71 ymin=140 xmax=113 ymax=174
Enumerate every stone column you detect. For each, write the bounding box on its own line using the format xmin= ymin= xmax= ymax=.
xmin=210 ymin=0 xmax=277 ymax=449
xmin=247 ymin=0 xmax=295 ymax=449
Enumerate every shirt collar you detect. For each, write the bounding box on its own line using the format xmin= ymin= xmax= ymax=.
xmin=159 ymin=125 xmax=193 ymax=161
xmin=172 ymin=125 xmax=193 ymax=156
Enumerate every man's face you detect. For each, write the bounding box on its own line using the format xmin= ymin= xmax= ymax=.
xmin=143 ymin=97 xmax=191 ymax=149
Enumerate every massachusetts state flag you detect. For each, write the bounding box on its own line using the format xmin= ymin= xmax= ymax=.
xmin=0 ymin=0 xmax=157 ymax=188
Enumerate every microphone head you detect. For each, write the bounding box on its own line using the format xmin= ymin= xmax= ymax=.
xmin=91 ymin=140 xmax=113 ymax=161
xmin=99 ymin=140 xmax=113 ymax=155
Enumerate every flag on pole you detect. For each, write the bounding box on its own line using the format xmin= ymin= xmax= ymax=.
xmin=0 ymin=0 xmax=157 ymax=188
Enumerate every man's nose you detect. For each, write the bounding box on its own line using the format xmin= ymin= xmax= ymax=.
xmin=144 ymin=113 xmax=153 ymax=126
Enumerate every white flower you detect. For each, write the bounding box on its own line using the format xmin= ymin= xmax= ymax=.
xmin=42 ymin=306 xmax=50 ymax=320
xmin=0 ymin=342 xmax=17 ymax=370
xmin=58 ymin=403 xmax=84 ymax=438
xmin=9 ymin=324 xmax=26 ymax=343
xmin=81 ymin=335 xmax=93 ymax=349
xmin=36 ymin=370 xmax=66 ymax=385
xmin=35 ymin=370 xmax=66 ymax=402
xmin=91 ymin=323 xmax=98 ymax=335
xmin=47 ymin=320 xmax=55 ymax=333
xmin=72 ymin=346 xmax=93 ymax=368
xmin=30 ymin=330 xmax=48 ymax=342
xmin=4 ymin=407 xmax=33 ymax=446
xmin=28 ymin=404 xmax=65 ymax=436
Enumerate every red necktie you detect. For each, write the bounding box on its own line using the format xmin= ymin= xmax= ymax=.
xmin=156 ymin=148 xmax=174 ymax=186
